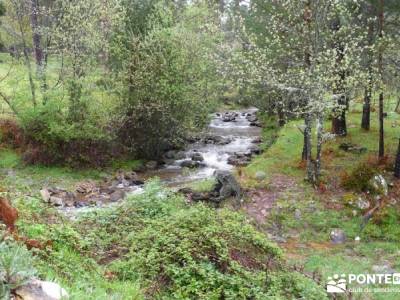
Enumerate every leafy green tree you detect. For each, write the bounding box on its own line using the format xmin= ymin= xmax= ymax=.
xmin=226 ymin=0 xmax=367 ymax=183
xmin=113 ymin=1 xmax=222 ymax=158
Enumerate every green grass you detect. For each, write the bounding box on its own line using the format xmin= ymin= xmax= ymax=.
xmin=242 ymin=108 xmax=400 ymax=300
xmin=0 ymin=147 xmax=142 ymax=200
xmin=242 ymin=119 xmax=305 ymax=187
xmin=185 ymin=178 xmax=216 ymax=192
xmin=0 ymin=53 xmax=119 ymax=123
xmin=243 ymin=109 xmax=399 ymax=188
xmin=0 ymin=148 xmax=20 ymax=168
xmin=111 ymin=158 xmax=144 ymax=172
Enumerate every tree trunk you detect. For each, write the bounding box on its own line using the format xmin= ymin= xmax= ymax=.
xmin=378 ymin=92 xmax=384 ymax=158
xmin=16 ymin=8 xmax=36 ymax=107
xmin=302 ymin=113 xmax=311 ymax=161
xmin=361 ymin=88 xmax=371 ymax=130
xmin=277 ymin=97 xmax=286 ymax=127
xmin=361 ymin=21 xmax=374 ymax=130
xmin=304 ymin=113 xmax=315 ymax=182
xmin=331 ymin=95 xmax=347 ymax=136
xmin=331 ymin=18 xmax=347 ymax=136
xmin=302 ymin=1 xmax=312 ymax=162
xmin=219 ymin=0 xmax=224 ymax=13
xmin=395 ymin=139 xmax=400 ymax=178
xmin=30 ymin=0 xmax=47 ymax=103
xmin=395 ymin=97 xmax=400 ymax=113
xmin=315 ymin=114 xmax=324 ymax=181
xmin=378 ymin=0 xmax=384 ymax=159
xmin=394 ymin=138 xmax=400 ymax=179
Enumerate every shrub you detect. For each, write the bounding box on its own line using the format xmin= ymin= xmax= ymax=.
xmin=19 ymin=101 xmax=119 ymax=167
xmin=0 ymin=241 xmax=36 ymax=299
xmin=363 ymin=207 xmax=400 ymax=242
xmin=109 ymin=205 xmax=324 ymax=299
xmin=76 ymin=181 xmax=326 ymax=299
xmin=0 ymin=119 xmax=24 ymax=148
xmin=341 ymin=162 xmax=377 ymax=192
xmin=114 ymin=4 xmax=221 ymax=159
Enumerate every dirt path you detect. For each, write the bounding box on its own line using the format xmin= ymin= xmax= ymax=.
xmin=243 ymin=174 xmax=300 ymax=224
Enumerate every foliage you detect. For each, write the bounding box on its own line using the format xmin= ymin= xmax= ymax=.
xmin=19 ymin=100 xmax=116 ymax=167
xmin=363 ymin=207 xmax=400 ymax=242
xmin=74 ymin=181 xmax=325 ymax=299
xmin=0 ymin=119 xmax=23 ymax=148
xmin=341 ymin=162 xmax=378 ymax=192
xmin=113 ymin=2 xmax=222 ymax=158
xmin=0 ymin=240 xmax=36 ymax=299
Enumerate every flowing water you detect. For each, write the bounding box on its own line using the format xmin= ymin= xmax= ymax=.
xmin=62 ymin=108 xmax=261 ymax=217
xmin=142 ymin=107 xmax=261 ymax=186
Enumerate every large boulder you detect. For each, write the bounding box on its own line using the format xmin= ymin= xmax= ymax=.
xmin=75 ymin=180 xmax=98 ymax=194
xmin=112 ymin=171 xmax=143 ymax=187
xmin=202 ymin=135 xmax=232 ymax=145
xmin=109 ymin=190 xmax=126 ymax=202
xmin=145 ymin=160 xmax=158 ymax=170
xmin=191 ymin=152 xmax=204 ymax=162
xmin=369 ymin=174 xmax=388 ymax=196
xmin=227 ymin=153 xmax=251 ymax=166
xmin=14 ymin=279 xmax=69 ymax=300
xmin=330 ymin=228 xmax=346 ymax=244
xmin=249 ymin=121 xmax=262 ymax=127
xmin=339 ymin=142 xmax=367 ymax=154
xmin=246 ymin=114 xmax=258 ymax=123
xmin=255 ymin=171 xmax=267 ymax=181
xmin=181 ymin=160 xmax=201 ymax=168
xmin=222 ymin=112 xmax=237 ymax=122
xmin=40 ymin=188 xmax=76 ymax=207
xmin=211 ymin=170 xmax=242 ymax=204
xmin=164 ymin=150 xmax=186 ymax=160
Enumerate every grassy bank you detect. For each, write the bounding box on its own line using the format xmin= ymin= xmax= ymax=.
xmin=240 ymin=109 xmax=400 ymax=300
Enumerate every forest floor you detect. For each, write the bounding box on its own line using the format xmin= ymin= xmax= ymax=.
xmin=239 ymin=109 xmax=400 ymax=300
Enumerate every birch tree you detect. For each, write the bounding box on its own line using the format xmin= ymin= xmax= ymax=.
xmin=226 ymin=0 xmax=367 ymax=183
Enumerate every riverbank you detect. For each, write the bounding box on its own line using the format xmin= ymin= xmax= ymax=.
xmin=239 ymin=109 xmax=400 ymax=300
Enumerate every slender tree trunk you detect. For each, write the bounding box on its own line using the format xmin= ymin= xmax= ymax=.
xmin=331 ymin=95 xmax=347 ymax=136
xmin=304 ymin=113 xmax=315 ymax=182
xmin=395 ymin=97 xmax=400 ymax=113
xmin=378 ymin=0 xmax=385 ymax=158
xmin=30 ymin=0 xmax=48 ymax=103
xmin=362 ymin=21 xmax=374 ymax=130
xmin=14 ymin=1 xmax=36 ymax=107
xmin=277 ymin=97 xmax=286 ymax=127
xmin=331 ymin=18 xmax=347 ymax=136
xmin=302 ymin=114 xmax=311 ymax=161
xmin=21 ymin=44 xmax=36 ymax=108
xmin=395 ymin=139 xmax=400 ymax=178
xmin=315 ymin=114 xmax=324 ymax=181
xmin=302 ymin=0 xmax=312 ymax=165
xmin=378 ymin=92 xmax=384 ymax=157
xmin=361 ymin=87 xmax=371 ymax=130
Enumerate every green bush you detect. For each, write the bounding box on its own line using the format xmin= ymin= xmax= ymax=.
xmin=19 ymin=101 xmax=117 ymax=167
xmin=363 ymin=207 xmax=400 ymax=242
xmin=0 ymin=241 xmax=36 ymax=299
xmin=104 ymin=188 xmax=323 ymax=298
xmin=113 ymin=3 xmax=221 ymax=159
xmin=341 ymin=162 xmax=377 ymax=192
xmin=74 ymin=181 xmax=327 ymax=299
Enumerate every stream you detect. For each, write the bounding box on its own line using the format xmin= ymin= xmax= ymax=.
xmin=60 ymin=108 xmax=261 ymax=216
xmin=142 ymin=107 xmax=261 ymax=186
